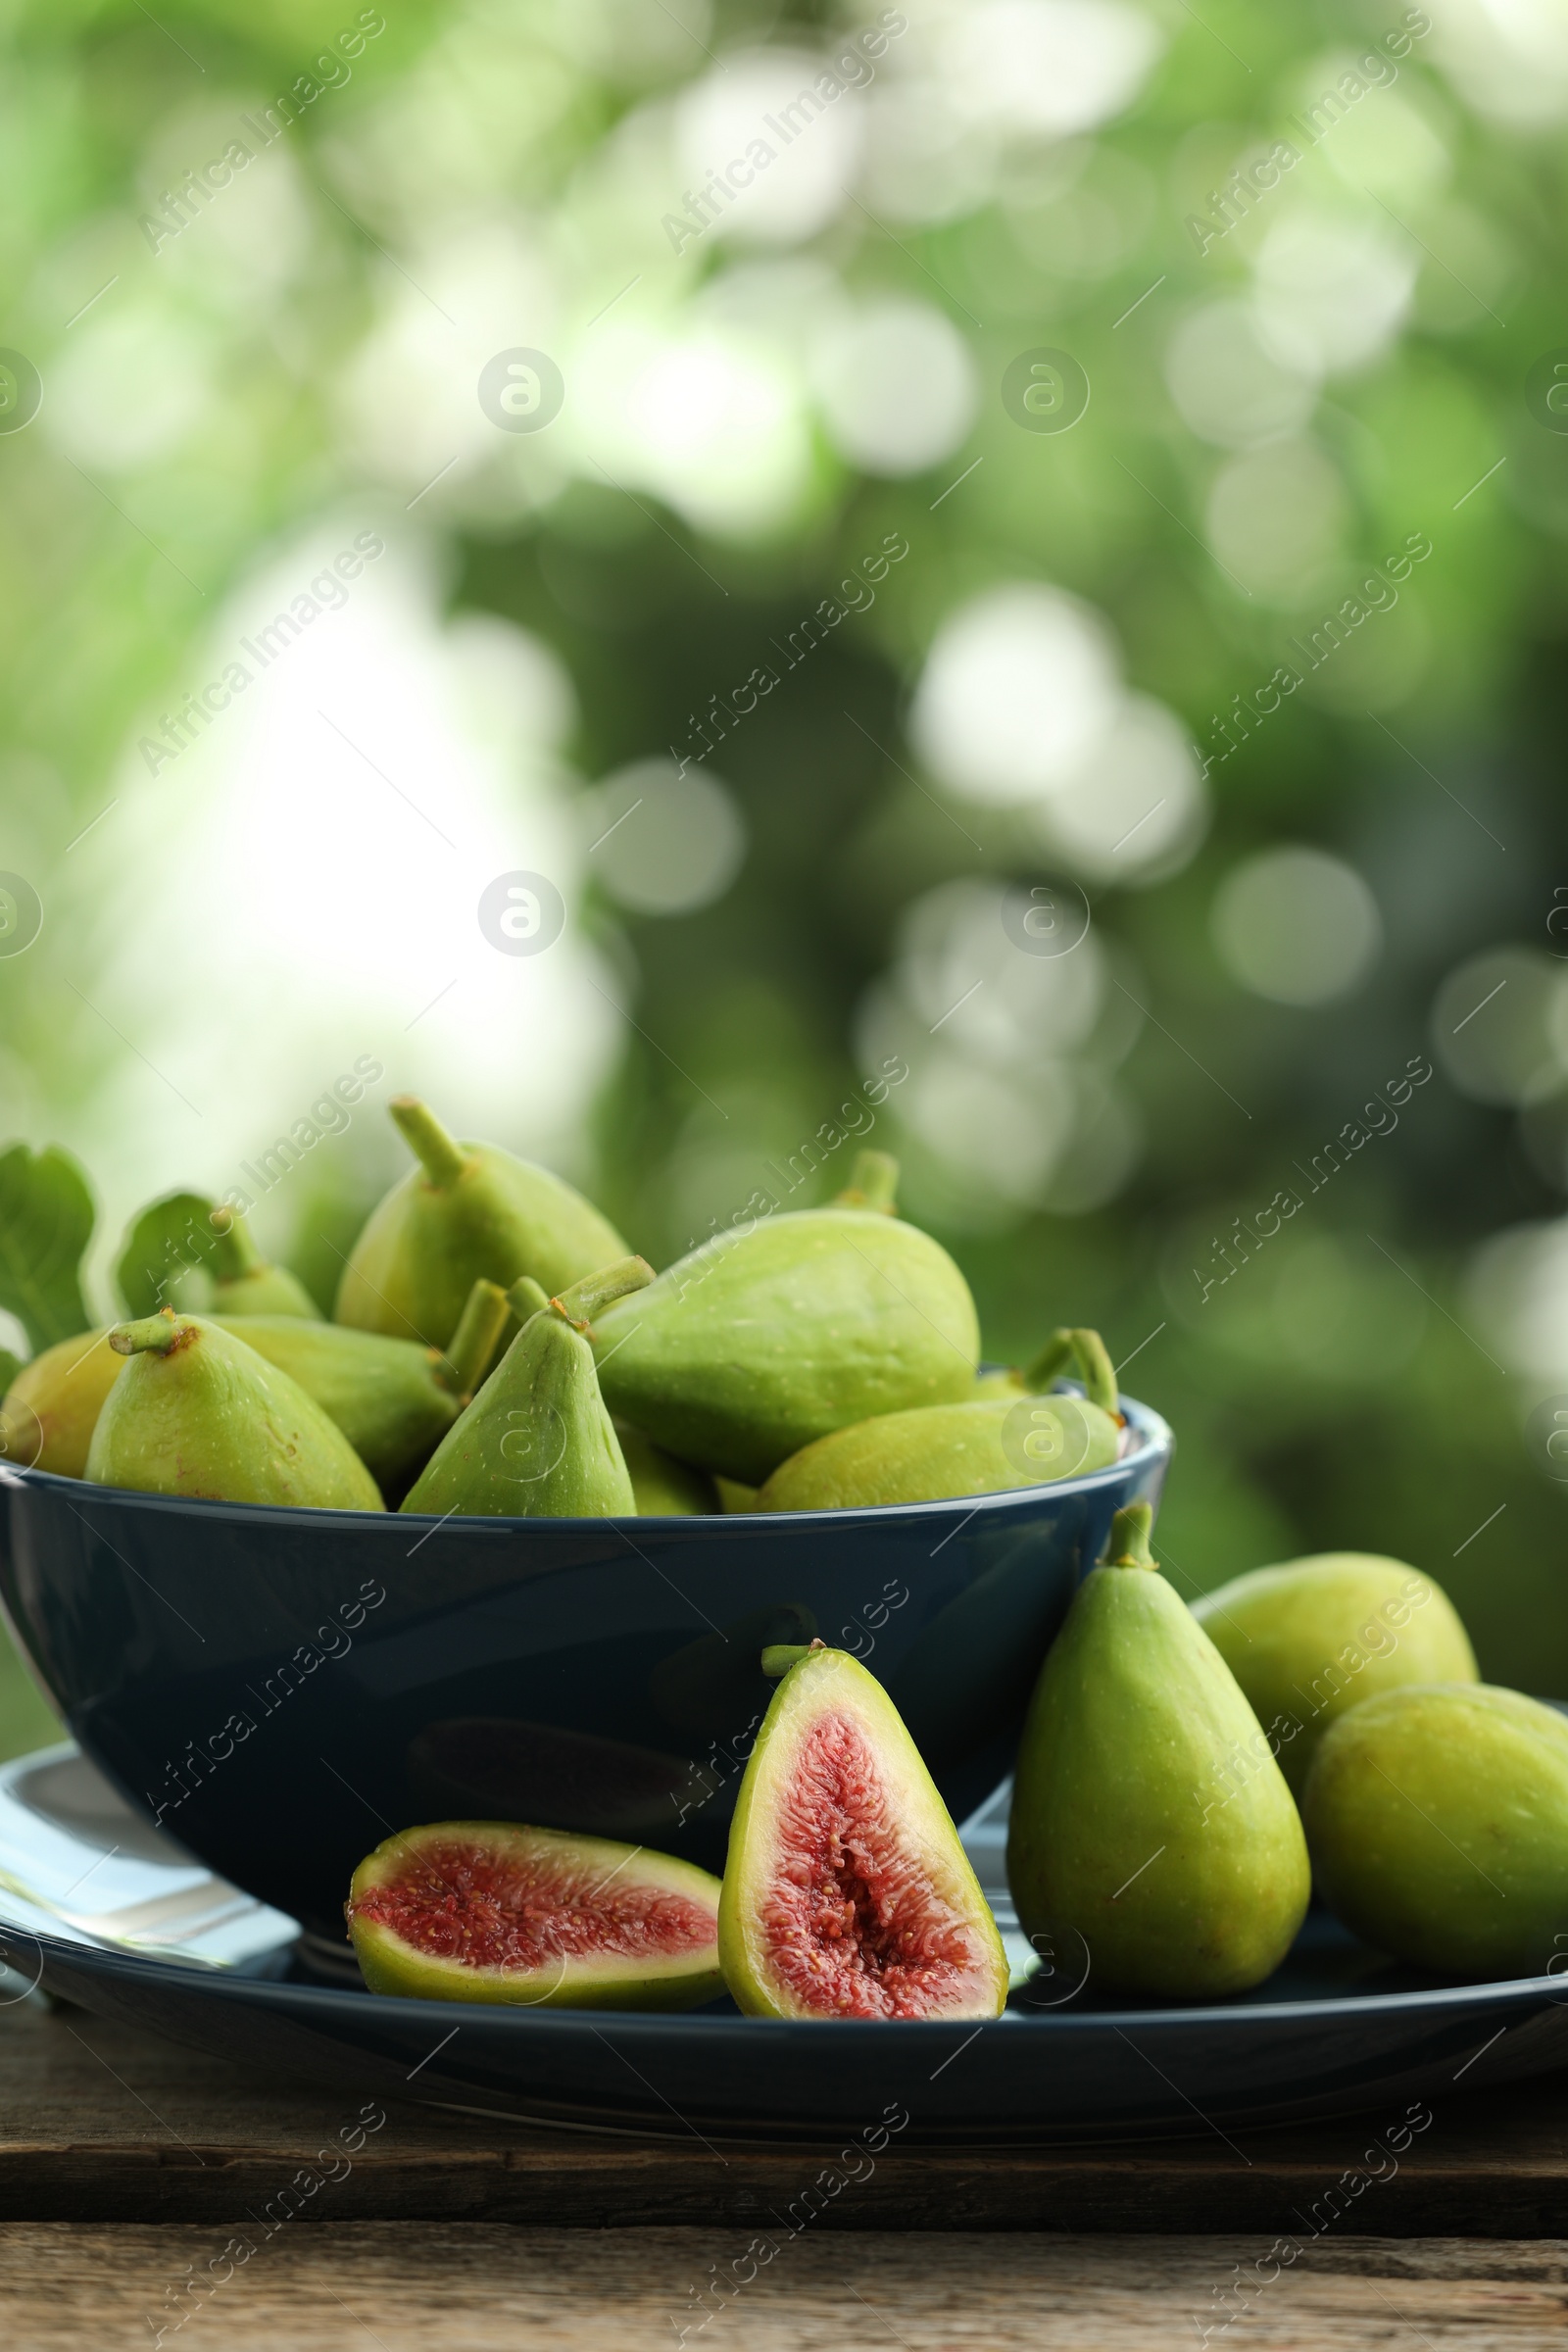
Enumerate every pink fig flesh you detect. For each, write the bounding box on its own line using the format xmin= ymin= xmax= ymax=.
xmin=718 ymin=1646 xmax=1008 ymax=2021
xmin=347 ymin=1820 xmax=724 ymax=2010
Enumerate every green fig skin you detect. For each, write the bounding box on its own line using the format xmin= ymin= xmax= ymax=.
xmin=85 ymin=1314 xmax=384 ymax=1511
xmin=1302 ymin=1685 xmax=1568 ymax=1979
xmin=335 ymin=1097 xmax=627 ymax=1349
xmin=591 ymin=1207 xmax=980 ymax=1486
xmin=347 ymin=1821 xmax=725 ymax=2010
xmin=211 ymin=1266 xmax=318 ymax=1316
xmin=1 ymin=1330 xmax=124 ymax=1477
xmin=1194 ymin=1554 xmax=1479 ymax=1796
xmin=756 ymin=1395 xmax=1119 ymax=1512
xmin=1007 ymin=1505 xmax=1310 ymax=2001
xmin=615 ymin=1422 xmax=717 ymax=1515
xmin=207 ymin=1207 xmax=318 ymax=1318
xmin=714 ymin=1476 xmax=759 ymax=1513
xmin=209 ymin=1291 xmax=509 ymax=1493
xmin=718 ymin=1644 xmax=1009 ymax=2021
xmin=400 ymin=1260 xmax=653 ymax=1519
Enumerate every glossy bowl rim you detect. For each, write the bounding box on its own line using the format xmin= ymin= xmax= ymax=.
xmin=0 ymin=1392 xmax=1171 ymax=1534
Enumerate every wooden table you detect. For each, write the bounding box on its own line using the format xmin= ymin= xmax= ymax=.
xmin=3 ymin=1993 xmax=1566 ymax=2347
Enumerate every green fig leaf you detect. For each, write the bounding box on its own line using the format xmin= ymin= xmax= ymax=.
xmin=0 ymin=1143 xmax=95 ymax=1352
xmin=116 ymin=1189 xmax=220 ymax=1318
xmin=0 ymin=1347 xmax=24 ymax=1396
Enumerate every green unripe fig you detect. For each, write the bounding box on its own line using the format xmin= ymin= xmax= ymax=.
xmin=1 ymin=1330 xmax=124 ymax=1477
xmin=211 ymin=1277 xmax=510 ymax=1491
xmin=714 ymin=1476 xmax=759 ymax=1513
xmin=1302 ymin=1685 xmax=1568 ymax=1979
xmin=590 ymin=1154 xmax=980 ymax=1484
xmin=86 ymin=1313 xmax=384 ymax=1510
xmin=207 ymin=1206 xmax=318 ymax=1317
xmin=335 ymin=1096 xmax=628 ymax=1349
xmin=758 ymin=1395 xmax=1118 ymax=1511
xmin=1008 ymin=1503 xmax=1310 ymax=2000
xmin=401 ymin=1258 xmax=654 ymax=1518
xmin=615 ymin=1422 xmax=717 ymax=1515
xmin=1194 ymin=1554 xmax=1478 ymax=1795
xmin=718 ymin=1641 xmax=1009 ymax=2020
xmin=759 ymin=1327 xmax=1120 ymax=1509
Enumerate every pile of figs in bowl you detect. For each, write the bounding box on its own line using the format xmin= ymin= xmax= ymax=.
xmin=0 ymin=1101 xmax=1560 ymax=2032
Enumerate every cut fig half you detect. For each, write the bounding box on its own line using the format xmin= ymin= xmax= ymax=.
xmin=346 ymin=1821 xmax=724 ymax=2011
xmin=717 ymin=1644 xmax=1009 ymax=2022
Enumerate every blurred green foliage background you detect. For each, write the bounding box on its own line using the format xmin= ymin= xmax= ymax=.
xmin=2 ymin=0 xmax=1567 ymax=1757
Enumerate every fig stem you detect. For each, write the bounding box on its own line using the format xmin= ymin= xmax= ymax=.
xmin=109 ymin=1309 xmax=187 ymax=1358
xmin=552 ymin=1255 xmax=656 ymax=1330
xmin=438 ymin=1279 xmax=512 ymax=1396
xmin=761 ymin=1642 xmax=826 ymax=1678
xmin=835 ymin=1150 xmax=899 ymax=1215
xmin=1022 ymin=1329 xmax=1075 ymax=1392
xmin=391 ymin=1097 xmax=468 ymax=1190
xmin=1103 ymin=1500 xmax=1156 ymax=1572
xmin=1021 ymin=1327 xmax=1117 ymax=1413
xmin=507 ymin=1276 xmax=551 ymax=1325
xmin=1067 ymin=1328 xmax=1118 ymax=1416
xmin=209 ymin=1204 xmax=262 ymax=1281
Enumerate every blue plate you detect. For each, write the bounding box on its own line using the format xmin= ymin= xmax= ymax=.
xmin=1 ymin=1740 xmax=1562 ymax=2145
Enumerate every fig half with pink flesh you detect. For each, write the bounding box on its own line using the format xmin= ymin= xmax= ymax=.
xmin=717 ymin=1644 xmax=1009 ymax=2022
xmin=346 ymin=1821 xmax=724 ymax=2010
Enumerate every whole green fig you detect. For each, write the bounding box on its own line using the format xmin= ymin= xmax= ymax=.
xmin=400 ymin=1258 xmax=653 ymax=1518
xmin=1302 ymin=1685 xmax=1568 ymax=1979
xmin=758 ymin=1326 xmax=1119 ymax=1509
xmin=1194 ymin=1554 xmax=1478 ymax=1795
xmin=335 ymin=1096 xmax=628 ymax=1349
xmin=758 ymin=1395 xmax=1118 ymax=1511
xmin=85 ymin=1312 xmax=383 ymax=1510
xmin=1007 ymin=1502 xmax=1310 ymax=2000
xmin=1 ymin=1330 xmax=123 ymax=1476
xmin=590 ymin=1154 xmax=979 ymax=1484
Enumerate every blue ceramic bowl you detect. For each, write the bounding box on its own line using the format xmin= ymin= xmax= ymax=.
xmin=0 ymin=1394 xmax=1169 ymax=1941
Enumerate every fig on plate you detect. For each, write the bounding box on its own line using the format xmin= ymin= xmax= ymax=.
xmin=1007 ymin=1502 xmax=1309 ymax=2000
xmin=717 ymin=1641 xmax=1008 ymax=2020
xmin=334 ymin=1096 xmax=628 ymax=1349
xmin=1 ymin=1329 xmax=123 ymax=1476
xmin=1302 ymin=1684 xmax=1568 ymax=1978
xmin=399 ymin=1259 xmax=653 ymax=1517
xmin=1193 ymin=1553 xmax=1478 ymax=1794
xmin=714 ymin=1476 xmax=759 ymax=1513
xmin=212 ymin=1277 xmax=510 ymax=1491
xmin=615 ymin=1421 xmax=717 ymax=1515
xmin=346 ymin=1820 xmax=724 ymax=2009
xmin=590 ymin=1154 xmax=979 ymax=1485
xmin=206 ymin=1206 xmax=318 ymax=1317
xmin=85 ymin=1311 xmax=383 ymax=1510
